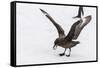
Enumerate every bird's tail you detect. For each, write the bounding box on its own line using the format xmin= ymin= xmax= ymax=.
xmin=71 ymin=41 xmax=80 ymax=47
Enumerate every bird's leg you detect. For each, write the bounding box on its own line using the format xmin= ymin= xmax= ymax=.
xmin=66 ymin=48 xmax=71 ymax=57
xmin=59 ymin=48 xmax=66 ymax=56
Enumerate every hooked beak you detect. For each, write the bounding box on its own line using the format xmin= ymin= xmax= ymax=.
xmin=53 ymin=45 xmax=57 ymax=50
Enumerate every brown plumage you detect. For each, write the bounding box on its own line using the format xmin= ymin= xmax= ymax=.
xmin=40 ymin=9 xmax=92 ymax=57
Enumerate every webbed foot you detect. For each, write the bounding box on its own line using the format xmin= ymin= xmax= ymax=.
xmin=59 ymin=53 xmax=65 ymax=56
xmin=66 ymin=55 xmax=70 ymax=57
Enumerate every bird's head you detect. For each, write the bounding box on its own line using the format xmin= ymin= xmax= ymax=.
xmin=54 ymin=38 xmax=61 ymax=45
xmin=53 ymin=38 xmax=60 ymax=50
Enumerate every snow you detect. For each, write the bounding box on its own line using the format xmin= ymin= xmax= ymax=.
xmin=16 ymin=3 xmax=96 ymax=65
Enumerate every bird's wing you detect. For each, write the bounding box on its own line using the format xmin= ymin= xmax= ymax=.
xmin=65 ymin=19 xmax=83 ymax=41
xmin=73 ymin=15 xmax=92 ymax=40
xmin=40 ymin=9 xmax=65 ymax=38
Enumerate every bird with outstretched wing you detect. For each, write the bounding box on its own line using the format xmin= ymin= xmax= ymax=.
xmin=40 ymin=9 xmax=91 ymax=57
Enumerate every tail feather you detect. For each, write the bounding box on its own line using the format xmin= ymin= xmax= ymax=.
xmin=71 ymin=41 xmax=80 ymax=47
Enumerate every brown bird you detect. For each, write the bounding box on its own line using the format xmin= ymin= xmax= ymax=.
xmin=40 ymin=9 xmax=92 ymax=57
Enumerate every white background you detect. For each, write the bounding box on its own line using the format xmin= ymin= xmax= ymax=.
xmin=0 ymin=0 xmax=99 ymax=68
xmin=16 ymin=3 xmax=96 ymax=65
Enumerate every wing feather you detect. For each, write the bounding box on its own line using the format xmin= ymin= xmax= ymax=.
xmin=73 ymin=15 xmax=92 ymax=39
xmin=40 ymin=9 xmax=65 ymax=38
xmin=65 ymin=19 xmax=83 ymax=41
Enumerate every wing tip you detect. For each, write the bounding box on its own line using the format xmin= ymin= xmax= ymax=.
xmin=39 ymin=8 xmax=47 ymax=15
xmin=84 ymin=15 xmax=92 ymax=22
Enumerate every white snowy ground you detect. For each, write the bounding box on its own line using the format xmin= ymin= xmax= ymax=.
xmin=16 ymin=3 xmax=96 ymax=65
